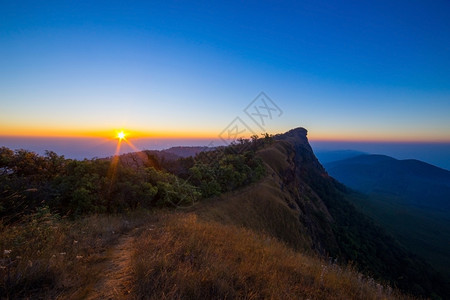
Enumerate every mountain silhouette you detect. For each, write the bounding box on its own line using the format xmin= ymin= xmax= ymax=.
xmin=325 ymin=154 xmax=450 ymax=211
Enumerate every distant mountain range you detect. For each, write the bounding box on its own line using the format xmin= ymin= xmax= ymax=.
xmin=324 ymin=154 xmax=450 ymax=279
xmin=314 ymin=150 xmax=367 ymax=164
xmin=325 ymin=154 xmax=450 ymax=211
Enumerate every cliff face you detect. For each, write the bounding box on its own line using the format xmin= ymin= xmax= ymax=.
xmin=197 ymin=127 xmax=342 ymax=254
xmin=267 ymin=128 xmax=340 ymax=255
xmin=197 ymin=127 xmax=448 ymax=298
xmin=275 ymin=127 xmax=326 ymax=175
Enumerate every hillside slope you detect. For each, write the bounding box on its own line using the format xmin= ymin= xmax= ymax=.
xmin=195 ymin=128 xmax=448 ymax=298
xmin=132 ymin=213 xmax=408 ymax=299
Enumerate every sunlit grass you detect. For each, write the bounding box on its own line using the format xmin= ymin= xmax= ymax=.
xmin=131 ymin=214 xmax=411 ymax=299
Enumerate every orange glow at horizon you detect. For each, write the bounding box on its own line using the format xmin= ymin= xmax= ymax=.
xmin=0 ymin=127 xmax=222 ymax=140
xmin=111 ymin=129 xmax=145 ymax=156
xmin=1 ymin=126 xmax=449 ymax=143
xmin=107 ymin=129 xmax=148 ymax=185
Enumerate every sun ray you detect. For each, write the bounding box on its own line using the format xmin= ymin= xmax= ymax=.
xmin=107 ymin=129 xmax=155 ymax=193
xmin=122 ymin=138 xmax=155 ymax=167
xmin=107 ymin=131 xmax=127 ymax=197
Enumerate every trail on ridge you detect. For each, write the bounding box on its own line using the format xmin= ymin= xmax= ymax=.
xmin=86 ymin=228 xmax=139 ymax=300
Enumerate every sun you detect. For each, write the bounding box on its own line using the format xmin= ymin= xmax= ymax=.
xmin=116 ymin=131 xmax=126 ymax=140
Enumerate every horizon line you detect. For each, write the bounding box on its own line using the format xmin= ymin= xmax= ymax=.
xmin=1 ymin=134 xmax=450 ymax=144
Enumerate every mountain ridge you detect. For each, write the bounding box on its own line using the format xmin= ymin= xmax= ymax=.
xmin=194 ymin=127 xmax=449 ymax=298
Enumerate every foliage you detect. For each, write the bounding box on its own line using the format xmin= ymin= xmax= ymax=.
xmin=0 ymin=147 xmax=200 ymax=219
xmin=189 ymin=150 xmax=265 ymax=198
xmin=0 ymin=135 xmax=268 ymax=220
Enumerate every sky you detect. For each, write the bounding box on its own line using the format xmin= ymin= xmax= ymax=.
xmin=1 ymin=1 xmax=450 ymax=166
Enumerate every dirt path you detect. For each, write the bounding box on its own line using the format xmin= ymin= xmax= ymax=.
xmin=86 ymin=228 xmax=138 ymax=300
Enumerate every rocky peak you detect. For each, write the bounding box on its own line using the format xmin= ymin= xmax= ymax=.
xmin=275 ymin=127 xmax=326 ymax=175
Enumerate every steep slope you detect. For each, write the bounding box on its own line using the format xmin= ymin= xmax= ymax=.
xmin=195 ymin=128 xmax=448 ymax=298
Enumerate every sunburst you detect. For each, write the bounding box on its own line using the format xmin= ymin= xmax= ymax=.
xmin=116 ymin=131 xmax=126 ymax=140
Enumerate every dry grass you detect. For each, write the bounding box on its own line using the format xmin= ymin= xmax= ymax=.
xmin=0 ymin=208 xmax=154 ymax=299
xmin=1 ymin=209 xmax=417 ymax=300
xmin=132 ymin=214 xmax=411 ymax=300
xmin=193 ymin=178 xmax=314 ymax=253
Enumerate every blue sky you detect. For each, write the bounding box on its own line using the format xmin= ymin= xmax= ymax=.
xmin=0 ymin=1 xmax=449 ymax=154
